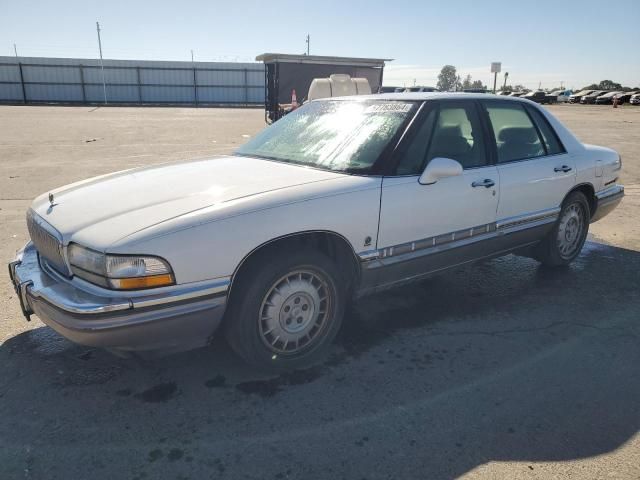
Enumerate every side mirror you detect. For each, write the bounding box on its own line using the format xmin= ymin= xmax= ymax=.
xmin=418 ymin=157 xmax=463 ymax=185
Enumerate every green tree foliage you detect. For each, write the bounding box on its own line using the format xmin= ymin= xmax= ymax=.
xmin=462 ymin=74 xmax=473 ymax=89
xmin=437 ymin=65 xmax=462 ymax=92
xmin=502 ymin=84 xmax=527 ymax=93
xmin=582 ymin=80 xmax=623 ymax=90
xmin=461 ymin=75 xmax=486 ymax=90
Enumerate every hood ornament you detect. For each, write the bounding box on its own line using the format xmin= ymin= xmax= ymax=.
xmin=48 ymin=193 xmax=55 ymax=207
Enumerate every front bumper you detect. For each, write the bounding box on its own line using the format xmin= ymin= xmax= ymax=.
xmin=9 ymin=243 xmax=229 ymax=356
xmin=591 ymin=184 xmax=624 ymax=223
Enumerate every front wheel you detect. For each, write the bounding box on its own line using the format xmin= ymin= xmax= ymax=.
xmin=535 ymin=191 xmax=590 ymax=266
xmin=224 ymin=250 xmax=346 ymax=370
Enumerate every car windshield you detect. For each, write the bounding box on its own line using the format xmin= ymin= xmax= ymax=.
xmin=235 ymin=100 xmax=416 ymax=174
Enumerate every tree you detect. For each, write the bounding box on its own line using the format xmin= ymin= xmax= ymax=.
xmin=471 ymin=80 xmax=486 ymax=89
xmin=582 ymin=80 xmax=623 ymax=91
xmin=462 ymin=74 xmax=473 ymax=89
xmin=598 ymin=80 xmax=622 ymax=90
xmin=437 ymin=65 xmax=461 ymax=92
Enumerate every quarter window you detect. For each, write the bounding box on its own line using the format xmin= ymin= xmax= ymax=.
xmin=485 ymin=102 xmax=545 ymax=163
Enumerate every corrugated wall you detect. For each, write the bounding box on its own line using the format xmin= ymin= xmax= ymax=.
xmin=0 ymin=56 xmax=265 ymax=106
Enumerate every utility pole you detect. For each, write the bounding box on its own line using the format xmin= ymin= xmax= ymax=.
xmin=96 ymin=21 xmax=107 ymax=104
xmin=13 ymin=43 xmax=18 ymax=58
xmin=305 ymin=34 xmax=310 ymax=55
xmin=191 ymin=49 xmax=194 ymax=62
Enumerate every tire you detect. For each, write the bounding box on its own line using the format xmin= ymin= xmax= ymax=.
xmin=224 ymin=249 xmax=346 ymax=371
xmin=535 ymin=191 xmax=590 ymax=266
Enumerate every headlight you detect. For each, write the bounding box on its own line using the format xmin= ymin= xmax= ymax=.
xmin=68 ymin=244 xmax=174 ymax=290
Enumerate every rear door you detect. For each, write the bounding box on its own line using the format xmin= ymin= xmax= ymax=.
xmin=481 ymin=100 xmax=576 ymax=231
xmin=375 ymin=100 xmax=499 ymax=287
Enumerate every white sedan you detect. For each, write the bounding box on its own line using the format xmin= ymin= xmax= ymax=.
xmin=9 ymin=93 xmax=624 ymax=369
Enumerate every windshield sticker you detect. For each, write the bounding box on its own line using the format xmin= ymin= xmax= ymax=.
xmin=365 ymin=103 xmax=412 ymax=114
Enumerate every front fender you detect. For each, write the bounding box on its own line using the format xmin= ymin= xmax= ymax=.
xmin=106 ymin=179 xmax=382 ymax=284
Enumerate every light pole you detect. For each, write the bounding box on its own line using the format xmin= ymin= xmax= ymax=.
xmin=96 ymin=21 xmax=107 ymax=104
xmin=305 ymin=34 xmax=310 ymax=55
xmin=503 ymin=72 xmax=509 ymax=90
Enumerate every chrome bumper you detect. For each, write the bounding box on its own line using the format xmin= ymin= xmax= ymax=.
xmin=9 ymin=243 xmax=229 ymax=355
xmin=592 ymin=184 xmax=624 ymax=223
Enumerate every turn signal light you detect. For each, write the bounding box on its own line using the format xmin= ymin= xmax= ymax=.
xmin=110 ymin=274 xmax=174 ymax=290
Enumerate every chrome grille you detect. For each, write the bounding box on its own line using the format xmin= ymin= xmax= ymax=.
xmin=26 ymin=210 xmax=70 ymax=276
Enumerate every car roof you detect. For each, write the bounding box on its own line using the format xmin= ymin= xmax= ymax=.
xmin=321 ymin=92 xmax=538 ymax=103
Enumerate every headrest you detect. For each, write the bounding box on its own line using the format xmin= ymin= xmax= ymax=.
xmin=434 ymin=125 xmax=463 ymax=138
xmin=498 ymin=127 xmax=538 ymax=144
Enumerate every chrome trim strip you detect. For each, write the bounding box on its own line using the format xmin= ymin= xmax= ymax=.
xmin=364 ymin=208 xmax=560 ymax=263
xmin=26 ymin=278 xmax=231 ymax=315
xmin=596 ymin=184 xmax=624 ymax=202
xmin=131 ymin=279 xmax=230 ymax=310
xmin=357 ymin=250 xmax=381 ymax=262
xmin=495 ymin=207 xmax=561 ymax=230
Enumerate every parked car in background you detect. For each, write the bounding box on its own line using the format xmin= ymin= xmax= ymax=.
xmin=569 ymin=89 xmax=594 ymax=103
xmin=523 ymin=90 xmax=548 ymax=103
xmin=594 ymin=91 xmax=623 ymax=105
xmin=580 ymin=90 xmax=608 ymax=104
xmin=404 ymin=86 xmax=439 ymax=92
xmin=380 ymin=86 xmax=402 ymax=93
xmin=509 ymin=91 xmax=528 ymax=97
xmin=630 ymin=93 xmax=640 ymax=105
xmin=548 ymin=89 xmax=573 ymax=103
xmin=9 ymin=93 xmax=624 ymax=369
xmin=463 ymin=88 xmax=489 ymax=93
xmin=614 ymin=91 xmax=639 ymax=104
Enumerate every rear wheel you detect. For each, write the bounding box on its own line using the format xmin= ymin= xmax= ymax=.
xmin=224 ymin=250 xmax=346 ymax=370
xmin=536 ymin=191 xmax=590 ymax=266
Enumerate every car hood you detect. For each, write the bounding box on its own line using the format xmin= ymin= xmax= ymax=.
xmin=31 ymin=155 xmax=346 ymax=248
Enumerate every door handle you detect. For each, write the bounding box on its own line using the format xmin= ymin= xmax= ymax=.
xmin=554 ymin=165 xmax=572 ymax=173
xmin=472 ymin=179 xmax=495 ymax=188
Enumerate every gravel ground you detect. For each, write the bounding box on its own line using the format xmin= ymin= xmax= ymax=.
xmin=0 ymin=104 xmax=638 ymax=480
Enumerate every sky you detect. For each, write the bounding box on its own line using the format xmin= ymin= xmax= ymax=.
xmin=1 ymin=0 xmax=639 ymax=90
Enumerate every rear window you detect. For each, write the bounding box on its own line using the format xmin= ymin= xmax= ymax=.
xmin=484 ymin=102 xmax=545 ymax=163
xmin=526 ymin=106 xmax=565 ymax=155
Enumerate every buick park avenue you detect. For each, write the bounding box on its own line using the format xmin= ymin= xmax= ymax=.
xmin=9 ymin=93 xmax=624 ymax=369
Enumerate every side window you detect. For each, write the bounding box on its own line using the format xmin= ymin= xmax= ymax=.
xmin=426 ymin=103 xmax=487 ymax=169
xmin=395 ymin=108 xmax=437 ymax=175
xmin=526 ymin=106 xmax=565 ymax=155
xmin=485 ymin=102 xmax=545 ymax=163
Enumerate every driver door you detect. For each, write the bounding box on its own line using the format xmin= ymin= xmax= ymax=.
xmin=375 ymin=100 xmax=499 ymax=287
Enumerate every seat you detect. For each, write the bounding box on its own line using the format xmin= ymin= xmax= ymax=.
xmin=428 ymin=125 xmax=476 ymax=167
xmin=497 ymin=127 xmax=544 ymax=162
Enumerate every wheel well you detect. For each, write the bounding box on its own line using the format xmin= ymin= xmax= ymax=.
xmin=568 ymin=183 xmax=596 ymax=217
xmin=228 ymin=231 xmax=361 ymax=305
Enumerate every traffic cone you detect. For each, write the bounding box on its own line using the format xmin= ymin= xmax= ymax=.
xmin=291 ymin=89 xmax=298 ymax=110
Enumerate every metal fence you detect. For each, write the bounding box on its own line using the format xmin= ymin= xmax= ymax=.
xmin=0 ymin=56 xmax=265 ymax=106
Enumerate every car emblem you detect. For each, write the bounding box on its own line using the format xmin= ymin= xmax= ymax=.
xmin=48 ymin=193 xmax=55 ymax=207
